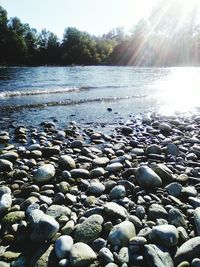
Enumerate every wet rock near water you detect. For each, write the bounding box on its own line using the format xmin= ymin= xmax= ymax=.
xmin=1 ymin=112 xmax=200 ymax=266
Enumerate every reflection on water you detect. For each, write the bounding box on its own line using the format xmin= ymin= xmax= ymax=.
xmin=0 ymin=66 xmax=200 ymax=127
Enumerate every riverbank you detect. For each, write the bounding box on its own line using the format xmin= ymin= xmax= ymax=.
xmin=0 ymin=112 xmax=200 ymax=266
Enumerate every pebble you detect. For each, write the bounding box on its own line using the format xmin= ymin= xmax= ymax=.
xmin=70 ymin=242 xmax=97 ymax=266
xmin=34 ymin=164 xmax=55 ymax=182
xmin=136 ymin=166 xmax=162 ymax=188
xmin=55 ymin=235 xmax=74 ymax=259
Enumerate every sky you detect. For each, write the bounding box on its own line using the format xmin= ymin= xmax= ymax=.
xmin=0 ymin=0 xmax=157 ymax=38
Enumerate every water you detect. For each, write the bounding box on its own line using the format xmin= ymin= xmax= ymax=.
xmin=0 ymin=66 xmax=200 ymax=128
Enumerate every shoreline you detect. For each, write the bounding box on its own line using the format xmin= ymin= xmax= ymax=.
xmin=0 ymin=112 xmax=200 ymax=266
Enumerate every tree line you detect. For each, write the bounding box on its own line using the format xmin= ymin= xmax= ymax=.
xmin=1 ymin=1 xmax=200 ymax=66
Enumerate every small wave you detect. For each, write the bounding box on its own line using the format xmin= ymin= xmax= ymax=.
xmin=0 ymin=87 xmax=80 ymax=98
xmin=0 ymin=85 xmax=130 ymax=98
xmin=0 ymin=94 xmax=146 ymax=112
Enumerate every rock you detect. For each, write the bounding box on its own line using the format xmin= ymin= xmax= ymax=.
xmin=93 ymin=157 xmax=109 ymax=166
xmin=2 ymin=211 xmax=25 ymax=225
xmin=104 ymin=202 xmax=128 ymax=219
xmin=174 ymin=237 xmax=200 ymax=265
xmin=0 ymin=186 xmax=11 ymax=197
xmin=75 ymin=214 xmax=103 ymax=243
xmin=70 ymin=169 xmax=89 ymax=179
xmin=168 ymin=208 xmax=187 ymax=228
xmin=34 ymin=164 xmax=55 ymax=183
xmin=58 ymin=155 xmax=76 ymax=170
xmin=0 ymin=152 xmax=19 ymax=162
xmin=108 ymin=221 xmax=136 ymax=246
xmin=148 ymin=204 xmax=168 ymax=221
xmin=0 ymin=159 xmax=13 ymax=172
xmin=70 ymin=242 xmax=97 ymax=267
xmin=146 ymin=144 xmax=162 ymax=155
xmin=106 ymin=163 xmax=123 ymax=173
xmin=0 ymin=193 xmax=12 ymax=213
xmin=121 ymin=126 xmax=133 ymax=135
xmin=46 ymin=205 xmax=71 ymax=219
xmin=194 ymin=208 xmax=200 ymax=236
xmin=55 ymin=235 xmax=74 ymax=259
xmin=159 ymin=122 xmax=172 ymax=133
xmin=192 ymin=258 xmax=200 ymax=267
xmin=150 ymin=225 xmax=179 ymax=247
xmin=153 ymin=163 xmax=174 ymax=183
xmin=89 ymin=167 xmax=106 ymax=178
xmin=109 ymin=185 xmax=126 ymax=199
xmin=144 ymin=244 xmax=174 ymax=267
xmin=118 ymin=247 xmax=129 ymax=264
xmin=166 ymin=143 xmax=179 ymax=156
xmin=136 ymin=166 xmax=162 ymax=188
xmin=30 ymin=214 xmax=59 ymax=242
xmin=88 ymin=180 xmax=105 ymax=196
xmin=99 ymin=247 xmax=114 ymax=264
xmin=189 ymin=197 xmax=200 ymax=208
xmin=165 ymin=182 xmax=182 ymax=197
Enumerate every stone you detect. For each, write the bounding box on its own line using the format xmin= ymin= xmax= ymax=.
xmin=121 ymin=126 xmax=133 ymax=135
xmin=0 ymin=193 xmax=12 ymax=213
xmin=28 ymin=244 xmax=55 ymax=267
xmin=118 ymin=247 xmax=129 ymax=264
xmin=88 ymin=180 xmax=105 ymax=196
xmin=144 ymin=244 xmax=174 ymax=267
xmin=153 ymin=163 xmax=174 ymax=183
xmin=194 ymin=208 xmax=200 ymax=236
xmin=55 ymin=235 xmax=74 ymax=259
xmin=0 ymin=152 xmax=19 ymax=162
xmin=70 ymin=169 xmax=89 ymax=179
xmin=146 ymin=144 xmax=162 ymax=155
xmin=192 ymin=258 xmax=200 ymax=267
xmin=136 ymin=166 xmax=162 ymax=188
xmin=109 ymin=185 xmax=126 ymax=199
xmin=150 ymin=224 xmax=179 ymax=247
xmin=99 ymin=247 xmax=114 ymax=264
xmin=108 ymin=221 xmax=136 ymax=246
xmin=168 ymin=208 xmax=187 ymax=229
xmin=165 ymin=182 xmax=182 ymax=197
xmin=189 ymin=197 xmax=200 ymax=208
xmin=58 ymin=155 xmax=76 ymax=170
xmin=46 ymin=205 xmax=71 ymax=219
xmin=166 ymin=143 xmax=179 ymax=156
xmin=30 ymin=214 xmax=59 ymax=242
xmin=106 ymin=163 xmax=123 ymax=173
xmin=75 ymin=214 xmax=103 ymax=243
xmin=148 ymin=204 xmax=168 ymax=221
xmin=104 ymin=202 xmax=128 ymax=219
xmin=174 ymin=237 xmax=200 ymax=265
xmin=89 ymin=167 xmax=106 ymax=178
xmin=0 ymin=186 xmax=11 ymax=197
xmin=159 ymin=122 xmax=172 ymax=133
xmin=0 ymin=159 xmax=13 ymax=172
xmin=34 ymin=164 xmax=55 ymax=183
xmin=2 ymin=211 xmax=25 ymax=225
xmin=70 ymin=242 xmax=97 ymax=267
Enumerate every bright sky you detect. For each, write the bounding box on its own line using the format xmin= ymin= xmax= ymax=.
xmin=0 ymin=0 xmax=157 ymax=38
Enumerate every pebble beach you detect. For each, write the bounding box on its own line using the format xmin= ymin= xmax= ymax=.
xmin=1 ymin=111 xmax=200 ymax=267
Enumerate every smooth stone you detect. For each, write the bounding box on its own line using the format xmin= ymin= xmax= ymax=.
xmin=28 ymin=244 xmax=55 ymax=267
xmin=194 ymin=208 xmax=200 ymax=236
xmin=104 ymin=202 xmax=128 ymax=219
xmin=28 ymin=209 xmax=44 ymax=226
xmin=2 ymin=211 xmax=25 ymax=225
xmin=144 ymin=244 xmax=174 ymax=267
xmin=109 ymin=185 xmax=126 ymax=199
xmin=174 ymin=237 xmax=200 ymax=265
xmin=99 ymin=247 xmax=114 ymax=264
xmin=46 ymin=205 xmax=71 ymax=219
xmin=0 ymin=186 xmax=11 ymax=197
xmin=146 ymin=144 xmax=162 ymax=155
xmin=75 ymin=214 xmax=103 ymax=243
xmin=118 ymin=247 xmax=129 ymax=264
xmin=58 ymin=155 xmax=76 ymax=170
xmin=30 ymin=214 xmax=59 ymax=242
xmin=93 ymin=157 xmax=109 ymax=166
xmin=148 ymin=204 xmax=168 ymax=221
xmin=34 ymin=164 xmax=55 ymax=182
xmin=89 ymin=167 xmax=106 ymax=178
xmin=150 ymin=225 xmax=179 ymax=247
xmin=121 ymin=126 xmax=133 ymax=135
xmin=0 ymin=261 xmax=10 ymax=267
xmin=136 ymin=166 xmax=162 ymax=188
xmin=55 ymin=235 xmax=74 ymax=259
xmin=106 ymin=163 xmax=123 ymax=173
xmin=159 ymin=122 xmax=172 ymax=133
xmin=181 ymin=186 xmax=197 ymax=197
xmin=166 ymin=143 xmax=179 ymax=156
xmin=0 ymin=159 xmax=13 ymax=172
xmin=165 ymin=182 xmax=182 ymax=197
xmin=0 ymin=194 xmax=12 ymax=213
xmin=153 ymin=163 xmax=174 ymax=183
xmin=0 ymin=152 xmax=19 ymax=162
xmin=108 ymin=221 xmax=136 ymax=246
xmin=168 ymin=208 xmax=187 ymax=228
xmin=192 ymin=258 xmax=200 ymax=267
xmin=188 ymin=197 xmax=200 ymax=208
xmin=70 ymin=169 xmax=89 ymax=179
xmin=88 ymin=180 xmax=105 ymax=196
xmin=70 ymin=242 xmax=97 ymax=267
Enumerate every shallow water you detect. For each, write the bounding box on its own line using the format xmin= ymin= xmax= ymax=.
xmin=0 ymin=66 xmax=200 ymax=128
